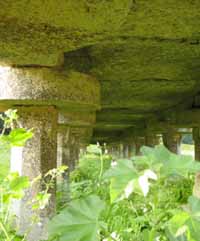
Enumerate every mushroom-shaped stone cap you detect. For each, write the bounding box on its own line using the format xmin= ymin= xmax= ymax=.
xmin=0 ymin=67 xmax=100 ymax=110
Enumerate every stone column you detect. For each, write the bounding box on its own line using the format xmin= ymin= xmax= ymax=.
xmin=57 ymin=111 xmax=95 ymax=204
xmin=162 ymin=130 xmax=181 ymax=154
xmin=192 ymin=128 xmax=200 ymax=199
xmin=58 ymin=111 xmax=95 ymax=169
xmin=135 ymin=136 xmax=146 ymax=155
xmin=10 ymin=106 xmax=58 ymax=240
xmin=122 ymin=144 xmax=128 ymax=158
xmin=127 ymin=143 xmax=133 ymax=158
xmin=145 ymin=134 xmax=160 ymax=147
xmin=193 ymin=127 xmax=200 ymax=161
xmin=122 ymin=142 xmax=133 ymax=159
xmin=111 ymin=144 xmax=121 ymax=159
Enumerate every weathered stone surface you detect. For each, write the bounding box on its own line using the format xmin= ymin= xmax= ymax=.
xmin=0 ymin=0 xmax=132 ymax=65
xmin=0 ymin=67 xmax=100 ymax=110
xmin=163 ymin=130 xmax=181 ymax=154
xmin=10 ymin=106 xmax=58 ymax=241
xmin=193 ymin=127 xmax=200 ymax=161
xmin=58 ymin=110 xmax=96 ymax=127
xmin=1 ymin=1 xmax=200 ymax=141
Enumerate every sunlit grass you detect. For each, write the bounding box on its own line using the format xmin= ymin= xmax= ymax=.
xmin=181 ymin=144 xmax=194 ymax=157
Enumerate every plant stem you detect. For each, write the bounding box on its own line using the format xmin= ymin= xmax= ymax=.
xmin=99 ymin=151 xmax=104 ymax=180
xmin=0 ymin=220 xmax=11 ymax=241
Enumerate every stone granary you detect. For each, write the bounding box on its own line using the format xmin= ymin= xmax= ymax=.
xmin=1 ymin=1 xmax=200 ymax=240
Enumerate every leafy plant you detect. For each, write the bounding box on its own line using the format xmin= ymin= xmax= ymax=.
xmin=50 ymin=144 xmax=199 ymax=241
xmin=48 ymin=195 xmax=105 ymax=241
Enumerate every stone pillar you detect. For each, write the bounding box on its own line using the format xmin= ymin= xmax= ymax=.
xmin=193 ymin=127 xmax=200 ymax=161
xmin=57 ymin=111 xmax=95 ymax=204
xmin=58 ymin=111 xmax=95 ymax=169
xmin=192 ymin=128 xmax=200 ymax=199
xmin=145 ymin=134 xmax=160 ymax=147
xmin=122 ymin=144 xmax=128 ymax=158
xmin=122 ymin=142 xmax=133 ymax=159
xmin=162 ymin=130 xmax=181 ymax=154
xmin=135 ymin=136 xmax=146 ymax=155
xmin=10 ymin=106 xmax=58 ymax=241
xmin=127 ymin=144 xmax=133 ymax=158
xmin=111 ymin=144 xmax=121 ymax=159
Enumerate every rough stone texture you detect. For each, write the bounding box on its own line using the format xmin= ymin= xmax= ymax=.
xmin=162 ymin=130 xmax=181 ymax=154
xmin=0 ymin=0 xmax=132 ymax=65
xmin=10 ymin=106 xmax=58 ymax=241
xmin=58 ymin=110 xmax=96 ymax=127
xmin=135 ymin=136 xmax=146 ymax=155
xmin=145 ymin=134 xmax=160 ymax=147
xmin=0 ymin=67 xmax=100 ymax=110
xmin=193 ymin=127 xmax=200 ymax=161
xmin=1 ymin=1 xmax=200 ymax=142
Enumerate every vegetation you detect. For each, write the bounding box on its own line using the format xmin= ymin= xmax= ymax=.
xmin=49 ymin=144 xmax=200 ymax=241
xmin=0 ymin=110 xmax=200 ymax=241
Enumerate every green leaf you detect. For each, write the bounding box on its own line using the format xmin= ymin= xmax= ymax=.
xmin=104 ymin=159 xmax=139 ymax=202
xmin=141 ymin=145 xmax=200 ymax=177
xmin=7 ymin=128 xmax=33 ymax=146
xmin=161 ymin=154 xmax=200 ymax=177
xmin=142 ymin=229 xmax=156 ymax=241
xmin=167 ymin=196 xmax=200 ymax=241
xmin=48 ymin=195 xmax=105 ymax=241
xmin=86 ymin=145 xmax=102 ymax=155
xmin=8 ymin=173 xmax=30 ymax=191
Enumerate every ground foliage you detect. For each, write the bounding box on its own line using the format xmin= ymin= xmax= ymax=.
xmin=0 ymin=110 xmax=200 ymax=240
xmin=49 ymin=144 xmax=200 ymax=241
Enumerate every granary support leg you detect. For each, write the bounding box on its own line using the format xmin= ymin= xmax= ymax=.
xmin=135 ymin=136 xmax=146 ymax=155
xmin=145 ymin=134 xmax=160 ymax=147
xmin=162 ymin=129 xmax=181 ymax=154
xmin=193 ymin=127 xmax=200 ymax=161
xmin=10 ymin=106 xmax=58 ymax=241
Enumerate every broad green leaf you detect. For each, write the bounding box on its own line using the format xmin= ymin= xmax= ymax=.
xmin=141 ymin=145 xmax=171 ymax=163
xmin=8 ymin=173 xmax=30 ymax=191
xmin=167 ymin=196 xmax=200 ymax=241
xmin=142 ymin=229 xmax=156 ymax=241
xmin=86 ymin=145 xmax=102 ymax=155
xmin=8 ymin=128 xmax=33 ymax=146
xmin=48 ymin=195 xmax=105 ymax=241
xmin=161 ymin=154 xmax=200 ymax=177
xmin=140 ymin=145 xmax=200 ymax=177
xmin=104 ymin=159 xmax=139 ymax=202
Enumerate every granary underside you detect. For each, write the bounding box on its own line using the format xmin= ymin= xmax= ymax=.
xmin=1 ymin=1 xmax=200 ymax=240
xmin=1 ymin=0 xmax=200 ymax=143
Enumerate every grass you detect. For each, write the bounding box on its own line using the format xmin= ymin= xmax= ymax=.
xmin=181 ymin=144 xmax=194 ymax=157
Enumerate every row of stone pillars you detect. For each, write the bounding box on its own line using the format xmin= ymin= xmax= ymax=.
xmin=107 ymin=128 xmax=197 ymax=158
xmin=9 ymin=108 xmax=96 ymax=240
xmin=0 ymin=66 xmax=100 ymax=241
xmin=1 ymin=67 xmax=200 ymax=240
